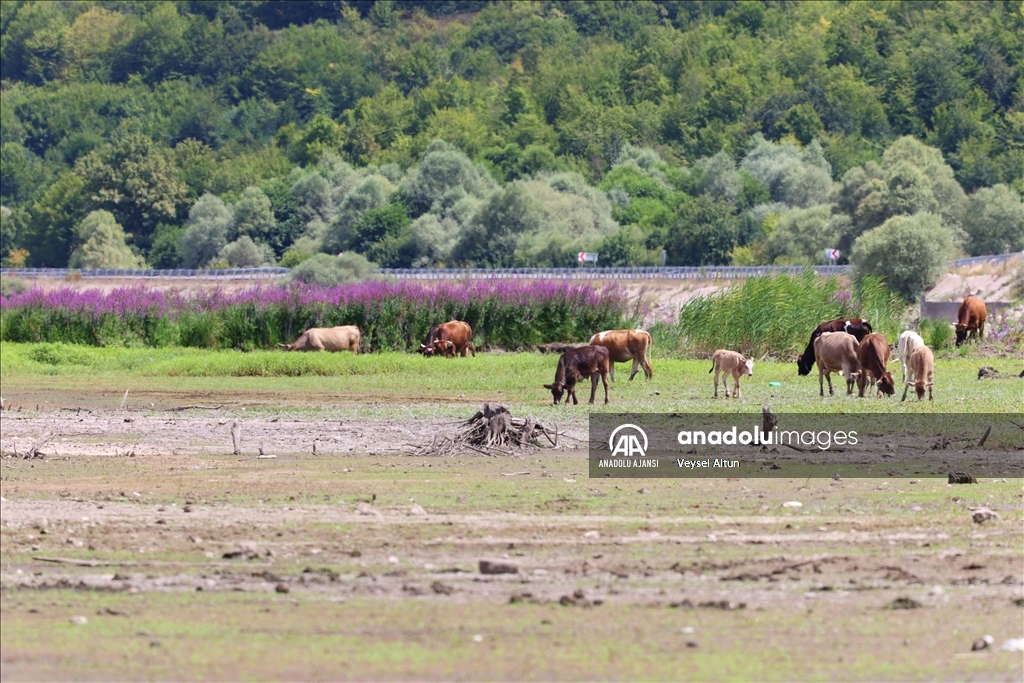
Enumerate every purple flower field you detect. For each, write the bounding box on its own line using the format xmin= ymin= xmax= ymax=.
xmin=0 ymin=280 xmax=631 ymax=351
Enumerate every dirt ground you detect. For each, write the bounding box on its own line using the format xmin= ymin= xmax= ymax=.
xmin=1 ymin=392 xmax=1022 ymax=680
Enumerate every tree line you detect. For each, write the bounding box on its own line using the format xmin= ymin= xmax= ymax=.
xmin=1 ymin=1 xmax=1021 ymax=298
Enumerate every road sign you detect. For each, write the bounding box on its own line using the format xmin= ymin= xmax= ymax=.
xmin=578 ymin=252 xmax=599 ymax=264
xmin=825 ymin=248 xmax=840 ymax=260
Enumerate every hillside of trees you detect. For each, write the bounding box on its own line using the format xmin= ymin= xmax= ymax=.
xmin=1 ymin=0 xmax=1022 ymax=287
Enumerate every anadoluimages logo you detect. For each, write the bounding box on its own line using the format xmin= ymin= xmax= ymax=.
xmin=608 ymin=424 xmax=648 ymax=458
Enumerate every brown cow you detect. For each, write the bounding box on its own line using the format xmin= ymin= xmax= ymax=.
xmin=278 ymin=326 xmax=361 ymax=353
xmin=589 ymin=329 xmax=653 ymax=381
xmin=955 ymin=296 xmax=987 ymax=347
xmin=797 ymin=318 xmax=872 ymax=375
xmin=856 ymin=332 xmax=895 ymax=397
xmin=813 ymin=332 xmax=861 ymax=397
xmin=544 ymin=346 xmax=610 ymax=405
xmin=418 ymin=320 xmax=476 ymax=357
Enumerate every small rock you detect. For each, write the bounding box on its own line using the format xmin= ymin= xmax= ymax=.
xmin=408 ymin=504 xmax=427 ymax=516
xmin=583 ymin=530 xmax=600 ymax=539
xmin=929 ymin=585 xmax=944 ymax=596
xmin=274 ymin=583 xmax=289 ymax=594
xmin=782 ymin=501 xmax=803 ymax=508
xmin=70 ymin=616 xmax=88 ymax=625
xmin=355 ymin=502 xmax=382 ymax=517
xmin=971 ymin=507 xmax=999 ymax=524
xmin=431 ymin=581 xmax=454 ymax=595
xmin=887 ymin=597 xmax=922 ymax=610
xmin=479 ymin=560 xmax=519 ymax=575
xmin=971 ymin=635 xmax=994 ymax=651
xmin=686 ymin=641 xmax=699 ymax=648
xmin=472 ymin=634 xmax=483 ymax=642
xmin=637 ymin=487 xmax=649 ymax=494
xmin=388 ymin=556 xmax=399 ymax=564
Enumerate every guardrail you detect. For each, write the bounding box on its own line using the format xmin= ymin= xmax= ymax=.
xmin=0 ymin=267 xmax=291 ymax=279
xmin=1 ymin=252 xmax=1018 ymax=281
xmin=379 ymin=265 xmax=854 ymax=279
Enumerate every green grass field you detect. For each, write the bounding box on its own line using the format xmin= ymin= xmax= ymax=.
xmin=1 ymin=342 xmax=1020 ymax=414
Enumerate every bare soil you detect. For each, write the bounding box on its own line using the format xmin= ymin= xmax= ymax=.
xmin=1 ymin=392 xmax=1022 ymax=680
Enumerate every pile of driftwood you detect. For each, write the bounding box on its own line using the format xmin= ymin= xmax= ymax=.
xmin=415 ymin=403 xmax=557 ymax=456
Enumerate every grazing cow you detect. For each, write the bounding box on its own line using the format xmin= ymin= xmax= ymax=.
xmin=897 ymin=330 xmax=925 ymax=386
xmin=708 ymin=349 xmax=754 ymax=399
xmin=418 ymin=320 xmax=476 ymax=357
xmin=856 ymin=332 xmax=895 ymax=397
xmin=588 ymin=329 xmax=653 ymax=381
xmin=544 ymin=346 xmax=610 ymax=405
xmin=796 ymin=318 xmax=873 ymax=375
xmin=278 ymin=326 xmax=361 ymax=353
xmin=813 ymin=332 xmax=861 ymax=397
xmin=901 ymin=345 xmax=935 ymax=401
xmin=954 ymin=296 xmax=987 ymax=347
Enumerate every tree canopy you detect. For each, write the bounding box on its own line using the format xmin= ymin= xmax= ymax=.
xmin=1 ymin=1 xmax=1021 ymax=274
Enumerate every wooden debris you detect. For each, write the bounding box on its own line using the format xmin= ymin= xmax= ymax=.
xmin=414 ymin=403 xmax=556 ymax=456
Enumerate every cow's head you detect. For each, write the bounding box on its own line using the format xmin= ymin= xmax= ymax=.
xmin=913 ymin=380 xmax=930 ymax=400
xmin=418 ymin=343 xmax=435 ymax=357
xmin=954 ymin=324 xmax=969 ymax=346
xmin=433 ymin=340 xmax=455 ymax=357
xmin=796 ymin=356 xmax=813 ymax=376
xmin=744 ymin=358 xmax=754 ymax=376
xmin=277 ymin=343 xmax=295 ymax=352
xmin=876 ymin=372 xmax=895 ymax=396
xmin=543 ymin=382 xmax=566 ymax=404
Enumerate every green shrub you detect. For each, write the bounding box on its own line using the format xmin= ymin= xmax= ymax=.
xmin=28 ymin=343 xmax=88 ymax=366
xmin=918 ymin=317 xmax=954 ymax=351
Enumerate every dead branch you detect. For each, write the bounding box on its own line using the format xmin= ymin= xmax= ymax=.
xmin=414 ymin=403 xmax=556 ymax=456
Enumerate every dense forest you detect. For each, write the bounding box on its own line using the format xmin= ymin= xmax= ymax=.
xmin=1 ymin=1 xmax=1022 ymax=284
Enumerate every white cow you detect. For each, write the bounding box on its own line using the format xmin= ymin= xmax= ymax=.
xmin=897 ymin=330 xmax=924 ymax=386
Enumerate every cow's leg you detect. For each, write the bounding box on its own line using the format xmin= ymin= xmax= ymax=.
xmin=609 ymin=363 xmax=616 ymax=382
xmin=628 ymin=357 xmax=640 ymax=381
xmin=588 ymin=374 xmax=599 ymax=404
xmin=601 ymin=370 xmax=609 ymax=404
xmin=714 ymin=367 xmax=721 ymax=398
xmin=642 ymin=355 xmax=653 ymax=380
xmin=733 ymin=373 xmax=741 ymax=399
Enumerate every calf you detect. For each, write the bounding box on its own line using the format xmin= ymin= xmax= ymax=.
xmin=897 ymin=330 xmax=924 ymax=386
xmin=708 ymin=349 xmax=754 ymax=399
xmin=856 ymin=332 xmax=895 ymax=397
xmin=954 ymin=296 xmax=987 ymax=346
xmin=544 ymin=346 xmax=610 ymax=405
xmin=279 ymin=326 xmax=361 ymax=353
xmin=901 ymin=345 xmax=935 ymax=401
xmin=589 ymin=329 xmax=653 ymax=381
xmin=813 ymin=332 xmax=861 ymax=397
xmin=797 ymin=318 xmax=872 ymax=375
xmin=418 ymin=320 xmax=475 ymax=357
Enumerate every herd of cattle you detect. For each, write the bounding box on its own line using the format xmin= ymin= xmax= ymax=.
xmin=277 ymin=295 xmax=991 ymax=405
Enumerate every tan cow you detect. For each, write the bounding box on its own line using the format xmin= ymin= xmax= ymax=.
xmin=709 ymin=349 xmax=753 ymax=399
xmin=813 ymin=331 xmax=860 ymax=397
xmin=901 ymin=345 xmax=935 ymax=401
xmin=588 ymin=329 xmax=653 ymax=381
xmin=279 ymin=326 xmax=361 ymax=353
